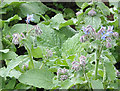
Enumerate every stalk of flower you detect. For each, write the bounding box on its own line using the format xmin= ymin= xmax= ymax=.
xmin=26 ymin=14 xmax=35 ymax=35
xmin=57 ymin=68 xmax=69 ymax=81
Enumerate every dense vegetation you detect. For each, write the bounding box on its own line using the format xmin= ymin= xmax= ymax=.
xmin=0 ymin=0 xmax=120 ymax=90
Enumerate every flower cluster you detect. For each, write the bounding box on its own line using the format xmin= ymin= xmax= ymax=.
xmin=46 ymin=49 xmax=53 ymax=58
xmin=80 ymin=25 xmax=119 ymax=48
xmin=57 ymin=68 xmax=69 ymax=81
xmin=72 ymin=61 xmax=81 ymax=71
xmin=72 ymin=55 xmax=86 ymax=72
xmin=34 ymin=25 xmax=42 ymax=36
xmin=12 ymin=33 xmax=25 ymax=45
xmin=26 ymin=14 xmax=34 ymax=23
xmin=79 ymin=55 xmax=86 ymax=67
xmin=88 ymin=9 xmax=96 ymax=16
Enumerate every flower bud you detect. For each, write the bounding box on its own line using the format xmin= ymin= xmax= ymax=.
xmin=113 ymin=32 xmax=119 ymax=38
xmin=60 ymin=75 xmax=68 ymax=81
xmin=80 ymin=35 xmax=85 ymax=42
xmin=34 ymin=25 xmax=42 ymax=36
xmin=88 ymin=9 xmax=96 ymax=16
xmin=12 ymin=33 xmax=20 ymax=45
xmin=106 ymin=41 xmax=112 ymax=48
xmin=76 ymin=11 xmax=81 ymax=16
xmin=22 ymin=64 xmax=28 ymax=70
xmin=79 ymin=55 xmax=86 ymax=67
xmin=57 ymin=68 xmax=69 ymax=81
xmin=107 ymin=26 xmax=113 ymax=32
xmin=72 ymin=61 xmax=81 ymax=71
xmin=46 ymin=49 xmax=53 ymax=58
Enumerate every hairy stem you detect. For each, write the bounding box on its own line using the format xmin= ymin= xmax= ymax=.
xmin=95 ymin=45 xmax=103 ymax=80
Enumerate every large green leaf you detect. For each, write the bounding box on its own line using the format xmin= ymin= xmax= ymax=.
xmin=18 ymin=68 xmax=54 ymax=89
xmin=104 ymin=60 xmax=116 ymax=81
xmin=61 ymin=32 xmax=84 ymax=56
xmin=91 ymin=79 xmax=104 ymax=89
xmin=84 ymin=15 xmax=101 ymax=30
xmin=10 ymin=24 xmax=33 ymax=34
xmin=19 ymin=2 xmax=49 ymax=17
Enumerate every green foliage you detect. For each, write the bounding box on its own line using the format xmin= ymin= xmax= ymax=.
xmin=0 ymin=1 xmax=119 ymax=90
xmin=18 ymin=68 xmax=54 ymax=89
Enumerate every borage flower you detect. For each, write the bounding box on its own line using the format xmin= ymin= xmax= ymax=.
xmin=26 ymin=14 xmax=35 ymax=23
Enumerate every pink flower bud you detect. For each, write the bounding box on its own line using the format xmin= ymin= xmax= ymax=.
xmin=88 ymin=9 xmax=96 ymax=16
xmin=106 ymin=41 xmax=112 ymax=48
xmin=113 ymin=32 xmax=119 ymax=38
xmin=76 ymin=11 xmax=81 ymax=16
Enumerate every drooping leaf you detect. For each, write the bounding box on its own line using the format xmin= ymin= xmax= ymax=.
xmin=104 ymin=60 xmax=116 ymax=81
xmin=18 ymin=68 xmax=54 ymax=89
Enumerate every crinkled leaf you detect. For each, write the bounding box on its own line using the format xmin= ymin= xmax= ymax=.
xmin=18 ymin=68 xmax=54 ymax=89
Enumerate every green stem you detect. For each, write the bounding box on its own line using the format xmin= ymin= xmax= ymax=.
xmin=39 ymin=63 xmax=44 ymax=69
xmin=95 ymin=58 xmax=99 ymax=80
xmin=94 ymin=45 xmax=103 ymax=80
